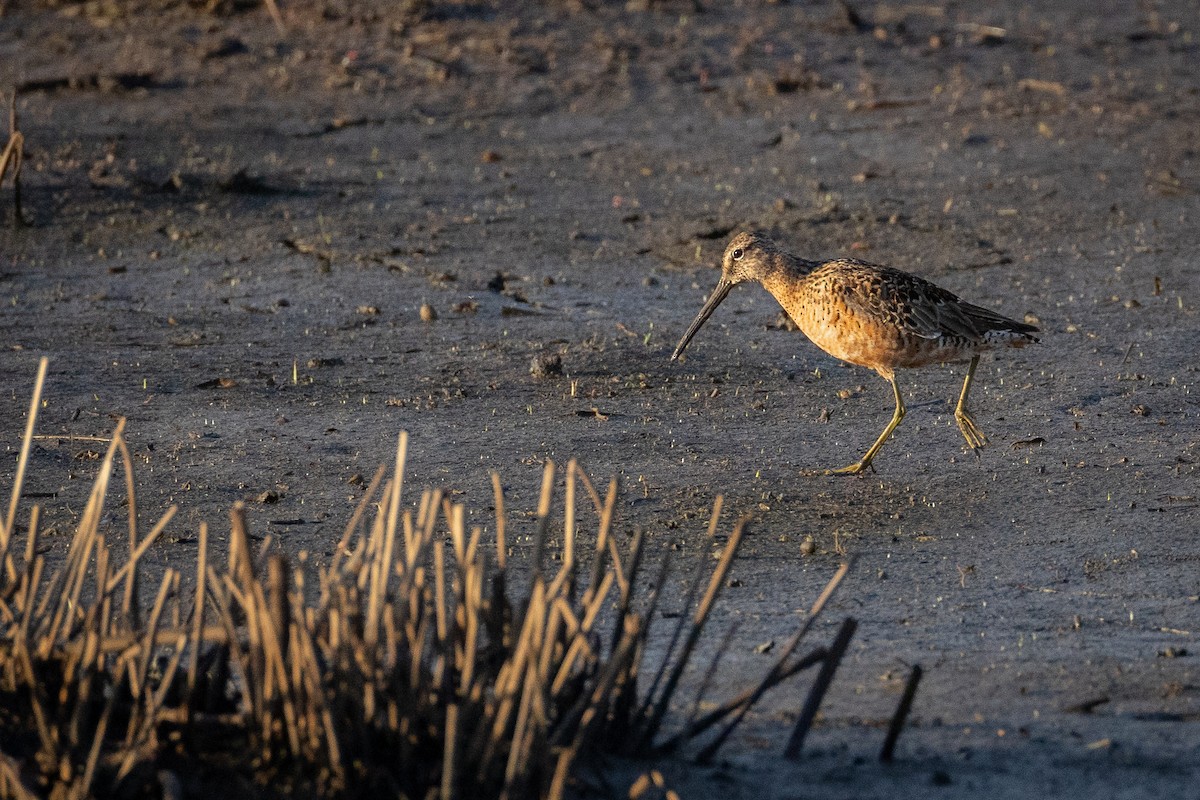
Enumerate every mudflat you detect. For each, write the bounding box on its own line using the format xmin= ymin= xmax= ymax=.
xmin=1 ymin=1 xmax=1197 ymax=796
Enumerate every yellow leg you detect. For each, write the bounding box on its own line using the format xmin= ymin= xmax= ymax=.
xmin=954 ymin=355 xmax=988 ymax=450
xmin=826 ymin=375 xmax=905 ymax=475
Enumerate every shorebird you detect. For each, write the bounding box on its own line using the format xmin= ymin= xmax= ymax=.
xmin=671 ymin=231 xmax=1039 ymax=474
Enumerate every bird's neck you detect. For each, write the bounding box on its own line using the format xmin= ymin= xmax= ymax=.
xmin=758 ymin=251 xmax=822 ymax=302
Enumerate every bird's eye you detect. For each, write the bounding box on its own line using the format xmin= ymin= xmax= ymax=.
xmin=732 ymin=248 xmax=744 ymax=260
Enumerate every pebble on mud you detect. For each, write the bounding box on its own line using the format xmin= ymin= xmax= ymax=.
xmin=419 ymin=303 xmax=437 ymax=322
xmin=530 ymin=353 xmax=563 ymax=378
xmin=800 ymin=537 xmax=816 ymax=556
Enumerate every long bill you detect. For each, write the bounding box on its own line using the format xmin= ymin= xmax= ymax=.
xmin=671 ymin=277 xmax=734 ymax=361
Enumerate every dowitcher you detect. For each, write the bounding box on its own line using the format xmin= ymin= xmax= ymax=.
xmin=671 ymin=232 xmax=1039 ymax=474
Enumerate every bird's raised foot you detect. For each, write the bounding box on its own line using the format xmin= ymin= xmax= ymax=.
xmin=955 ymin=410 xmax=989 ymax=451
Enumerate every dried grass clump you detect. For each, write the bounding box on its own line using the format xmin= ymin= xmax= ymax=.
xmin=0 ymin=359 xmax=855 ymax=799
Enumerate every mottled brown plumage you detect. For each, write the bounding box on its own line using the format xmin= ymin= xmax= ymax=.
xmin=672 ymin=231 xmax=1039 ymax=474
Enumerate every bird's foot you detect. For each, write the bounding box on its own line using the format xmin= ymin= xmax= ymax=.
xmin=812 ymin=460 xmax=876 ymax=477
xmin=955 ymin=410 xmax=989 ymax=450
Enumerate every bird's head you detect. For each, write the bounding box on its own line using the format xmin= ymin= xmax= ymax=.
xmin=671 ymin=231 xmax=777 ymax=360
xmin=719 ymin=230 xmax=775 ymax=285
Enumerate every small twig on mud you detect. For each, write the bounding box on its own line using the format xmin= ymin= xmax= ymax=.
xmin=1016 ymin=78 xmax=1066 ymax=97
xmin=957 ymin=22 xmax=1007 ymax=43
xmin=880 ymin=664 xmax=923 ymax=762
xmin=1063 ymin=696 xmax=1111 ymax=714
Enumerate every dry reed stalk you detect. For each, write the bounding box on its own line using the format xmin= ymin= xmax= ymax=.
xmin=608 ymin=528 xmax=644 ymax=647
xmin=185 ymin=523 xmax=208 ymax=701
xmin=638 ymin=496 xmax=723 ymax=719
xmin=125 ymin=570 xmax=176 ymax=704
xmin=562 ymin=619 xmax=640 ymax=749
xmin=546 ymin=749 xmax=571 ymax=800
xmin=267 ymin=554 xmax=288 ymax=659
xmin=38 ymin=524 xmax=98 ymax=658
xmin=582 ymin=476 xmax=617 ymax=608
xmin=78 ymin=676 xmax=117 ymax=797
xmin=208 ymin=565 xmax=257 ymax=717
xmin=119 ymin=629 xmax=187 ymax=782
xmin=562 ymin=460 xmax=577 ymax=594
xmin=253 ymin=559 xmax=301 ymax=758
xmin=378 ymin=432 xmax=407 ymax=597
xmin=364 ymin=483 xmax=398 ymax=650
xmin=530 ymin=461 xmax=556 ymax=582
xmin=290 ymin=587 xmax=344 ymax=785
xmin=327 ymin=465 xmax=386 ymax=583
xmin=102 ymin=506 xmax=177 ymax=597
xmin=432 ymin=536 xmax=449 ymax=692
xmin=58 ymin=626 xmax=228 ymax=658
xmin=2 ymin=357 xmax=46 ymax=559
xmin=684 ymin=621 xmax=739 ymax=732
xmin=95 ymin=538 xmax=116 ymax=657
xmin=637 ymin=510 xmax=745 ymax=748
xmin=693 ymin=558 xmax=852 ymax=761
xmin=1 ymin=366 xmax=864 ymax=800
xmin=115 ymin=429 xmax=141 ymax=626
xmin=459 ymin=551 xmax=483 ymax=692
xmin=11 ymin=555 xmax=43 ymax=679
xmin=0 ymin=89 xmax=22 ymax=227
xmin=489 ymin=472 xmax=507 ymax=565
xmin=442 ymin=700 xmax=460 ymax=800
xmin=783 ymin=616 xmax=858 ymax=759
xmin=15 ymin=506 xmax=40 ymax=610
xmin=879 ymin=663 xmax=922 ymax=762
xmin=657 ymin=645 xmax=830 ymax=755
xmin=0 ymin=751 xmax=38 ymax=800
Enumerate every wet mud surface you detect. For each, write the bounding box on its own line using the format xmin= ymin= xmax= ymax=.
xmin=1 ymin=1 xmax=1198 ymax=796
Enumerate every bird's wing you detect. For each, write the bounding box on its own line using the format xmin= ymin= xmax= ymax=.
xmin=832 ymin=261 xmax=982 ymax=341
xmin=833 ymin=260 xmax=1035 ymax=341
